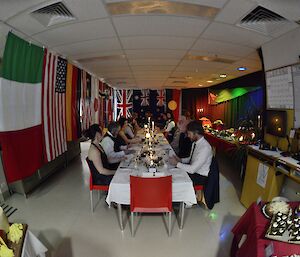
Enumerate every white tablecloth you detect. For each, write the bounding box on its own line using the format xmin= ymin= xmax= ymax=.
xmin=106 ymin=133 xmax=197 ymax=206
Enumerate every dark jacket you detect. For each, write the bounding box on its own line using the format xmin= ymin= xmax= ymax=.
xmin=204 ymin=157 xmax=220 ymax=209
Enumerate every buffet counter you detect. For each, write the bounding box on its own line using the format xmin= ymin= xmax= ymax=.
xmin=204 ymin=132 xmax=238 ymax=155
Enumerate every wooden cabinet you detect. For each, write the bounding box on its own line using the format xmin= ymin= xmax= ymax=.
xmin=240 ymin=150 xmax=285 ymax=208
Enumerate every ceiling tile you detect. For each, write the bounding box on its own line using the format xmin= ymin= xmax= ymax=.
xmin=128 ymin=58 xmax=180 ymax=66
xmin=126 ymin=49 xmax=186 ymax=59
xmin=0 ymin=0 xmax=45 ymax=21
xmin=120 ymin=36 xmax=195 ymax=50
xmin=113 ymin=15 xmax=209 ymax=37
xmin=201 ymin=22 xmax=272 ymax=48
xmin=63 ymin=0 xmax=108 ymax=20
xmin=53 ymin=38 xmax=122 ymax=56
xmin=245 ymin=51 xmax=260 ymax=60
xmin=33 ymin=19 xmax=116 ymax=47
xmin=215 ymin=0 xmax=257 ymax=24
xmin=188 ymin=50 xmax=241 ymax=62
xmin=179 ymin=59 xmax=230 ymax=69
xmin=7 ymin=13 xmax=46 ymax=36
xmin=69 ymin=50 xmax=125 ymax=60
xmin=192 ymin=38 xmax=255 ymax=57
xmin=0 ymin=23 xmax=11 ymax=57
xmin=131 ymin=65 xmax=176 ymax=71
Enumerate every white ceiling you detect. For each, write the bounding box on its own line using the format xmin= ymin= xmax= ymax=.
xmin=0 ymin=0 xmax=299 ymax=88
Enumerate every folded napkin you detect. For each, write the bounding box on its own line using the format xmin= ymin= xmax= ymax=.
xmin=142 ymin=172 xmax=166 ymax=177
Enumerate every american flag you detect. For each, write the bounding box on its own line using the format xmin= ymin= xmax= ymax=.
xmin=156 ymin=89 xmax=165 ymax=107
xmin=42 ymin=51 xmax=67 ymax=162
xmin=115 ymin=89 xmax=133 ymax=119
xmin=140 ymin=89 xmax=149 ymax=106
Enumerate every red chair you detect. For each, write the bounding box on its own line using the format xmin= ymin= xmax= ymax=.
xmin=130 ymin=175 xmax=172 ymax=236
xmin=86 ymin=158 xmax=109 ymax=212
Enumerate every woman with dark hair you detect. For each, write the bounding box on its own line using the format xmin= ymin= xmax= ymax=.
xmin=86 ymin=124 xmax=117 ymax=185
xmin=163 ymin=112 xmax=176 ymax=142
xmin=118 ymin=117 xmax=141 ymax=145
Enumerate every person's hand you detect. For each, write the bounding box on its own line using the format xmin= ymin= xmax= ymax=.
xmin=169 ymin=156 xmax=179 ymax=166
xmin=124 ymin=149 xmax=135 ymax=155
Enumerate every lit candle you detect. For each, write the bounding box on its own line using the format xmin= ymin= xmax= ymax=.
xmin=152 ymin=121 xmax=154 ymax=131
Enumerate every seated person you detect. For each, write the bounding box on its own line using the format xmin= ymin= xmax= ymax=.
xmin=86 ymin=124 xmax=117 ymax=185
xmin=170 ymin=120 xmax=213 ymax=188
xmin=118 ymin=117 xmax=141 ymax=145
xmin=100 ymin=122 xmax=127 ymax=166
xmin=128 ymin=117 xmax=141 ymax=136
xmin=163 ymin=112 xmax=176 ymax=142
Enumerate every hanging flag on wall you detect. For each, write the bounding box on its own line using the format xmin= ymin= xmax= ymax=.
xmin=156 ymin=89 xmax=165 ymax=107
xmin=132 ymin=89 xmax=166 ymax=119
xmin=0 ymin=32 xmax=44 ymax=183
xmin=65 ymin=64 xmax=80 ymax=141
xmin=114 ymin=89 xmax=133 ymax=119
xmin=140 ymin=89 xmax=150 ymax=106
xmin=42 ymin=51 xmax=67 ymax=162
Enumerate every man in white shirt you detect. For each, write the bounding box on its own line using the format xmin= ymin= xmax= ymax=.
xmin=170 ymin=120 xmax=213 ymax=186
xmin=100 ymin=122 xmax=126 ymax=165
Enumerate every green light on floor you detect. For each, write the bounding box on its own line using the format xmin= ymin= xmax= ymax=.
xmin=208 ymin=211 xmax=218 ymax=221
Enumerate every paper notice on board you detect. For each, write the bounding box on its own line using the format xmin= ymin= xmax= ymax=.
xmin=257 ymin=163 xmax=269 ymax=188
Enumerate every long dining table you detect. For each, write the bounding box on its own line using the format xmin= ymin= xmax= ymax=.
xmin=105 ymin=132 xmax=197 ymax=231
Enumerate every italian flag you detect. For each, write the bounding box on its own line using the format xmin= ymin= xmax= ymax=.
xmin=0 ymin=32 xmax=44 ymax=183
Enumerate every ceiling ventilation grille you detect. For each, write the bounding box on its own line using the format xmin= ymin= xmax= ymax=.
xmin=238 ymin=6 xmax=296 ymax=36
xmin=31 ymin=2 xmax=76 ymax=27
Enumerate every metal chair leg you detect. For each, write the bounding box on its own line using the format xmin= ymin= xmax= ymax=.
xmin=131 ymin=212 xmax=134 ymax=237
xmin=90 ymin=190 xmax=93 ymax=212
xmin=168 ymin=212 xmax=172 ymax=236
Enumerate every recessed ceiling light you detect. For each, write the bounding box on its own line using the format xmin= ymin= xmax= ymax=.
xmin=237 ymin=67 xmax=247 ymax=71
xmin=207 ymin=80 xmax=213 ymax=83
xmin=219 ymin=74 xmax=227 ymax=78
xmin=198 ymin=84 xmax=203 ymax=87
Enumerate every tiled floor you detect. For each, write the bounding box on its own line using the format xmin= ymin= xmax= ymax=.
xmin=6 ymin=142 xmax=246 ymax=257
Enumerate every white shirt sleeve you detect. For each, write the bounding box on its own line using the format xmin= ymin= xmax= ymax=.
xmin=176 ymin=141 xmax=212 ymax=176
xmin=165 ymin=121 xmax=175 ymax=132
xmin=100 ymin=137 xmax=125 ymax=163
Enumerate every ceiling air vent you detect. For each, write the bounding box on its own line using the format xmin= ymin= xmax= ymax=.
xmin=31 ymin=2 xmax=76 ymax=27
xmin=238 ymin=6 xmax=296 ymax=36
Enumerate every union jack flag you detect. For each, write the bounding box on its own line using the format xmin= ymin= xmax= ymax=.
xmin=140 ymin=89 xmax=149 ymax=106
xmin=115 ymin=89 xmax=133 ymax=119
xmin=156 ymin=89 xmax=165 ymax=107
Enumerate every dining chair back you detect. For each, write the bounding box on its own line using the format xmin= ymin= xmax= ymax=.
xmin=130 ymin=175 xmax=172 ymax=236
